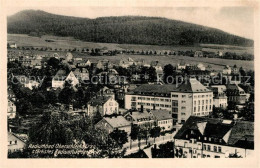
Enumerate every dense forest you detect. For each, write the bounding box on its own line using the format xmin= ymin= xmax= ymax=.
xmin=8 ymin=10 xmax=253 ymax=46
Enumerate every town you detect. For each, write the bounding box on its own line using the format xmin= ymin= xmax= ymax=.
xmin=7 ymin=42 xmax=254 ymax=158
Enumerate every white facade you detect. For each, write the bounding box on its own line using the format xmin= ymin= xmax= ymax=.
xmin=125 ymin=94 xmax=172 ymax=111
xmin=213 ymin=97 xmax=228 ymax=109
xmin=175 ymin=139 xmax=254 ymax=158
xmin=171 ymin=92 xmax=213 ymax=124
xmin=8 ymin=100 xmax=16 ymax=119
xmin=158 ymin=119 xmax=173 ymax=131
xmin=88 ymin=97 xmax=119 ymax=116
xmin=52 ymin=71 xmax=79 ymax=89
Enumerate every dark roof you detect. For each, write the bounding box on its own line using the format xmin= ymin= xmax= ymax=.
xmin=150 ymin=109 xmax=172 ymax=121
xmin=174 ymin=116 xmax=254 ymax=148
xmin=129 ymin=84 xmax=177 ymax=95
xmin=88 ymin=96 xmax=111 ymax=106
xmin=172 ymin=78 xmax=211 ymax=93
xmin=103 ymin=116 xmax=131 ymax=128
xmin=53 ymin=69 xmax=67 ymax=80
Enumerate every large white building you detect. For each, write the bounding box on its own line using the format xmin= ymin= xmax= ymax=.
xmin=125 ymin=78 xmax=213 ymax=125
xmin=125 ymin=84 xmax=176 ymax=112
xmin=171 ymin=78 xmax=213 ymax=124
xmin=174 ymin=116 xmax=254 ymax=158
xmin=52 ymin=70 xmax=79 ymax=89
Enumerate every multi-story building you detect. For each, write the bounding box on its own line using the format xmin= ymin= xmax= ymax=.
xmin=171 ymin=77 xmax=213 ymax=124
xmin=150 ymin=109 xmax=173 ymax=131
xmin=125 ymin=84 xmax=176 ymax=111
xmin=210 ymin=85 xmax=228 ymax=109
xmin=124 ymin=110 xmax=156 ymax=129
xmin=226 ymin=84 xmax=248 ymax=105
xmin=223 ymin=65 xmax=232 ymax=75
xmin=87 ymin=96 xmax=119 ymax=117
xmin=174 ymin=116 xmax=254 ymax=158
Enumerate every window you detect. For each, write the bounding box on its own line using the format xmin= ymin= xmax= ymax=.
xmin=203 ymin=144 xmax=207 ymax=150
xmin=214 ymin=155 xmax=220 ymax=158
xmin=198 ymin=100 xmax=200 ymax=105
xmin=194 ymin=96 xmax=197 ymax=98
xmin=172 ymin=107 xmax=178 ymax=112
xmin=147 ymin=98 xmax=150 ymax=100
xmin=204 ymin=137 xmax=207 ymax=141
xmin=181 ymin=113 xmax=185 ymax=116
xmin=207 ymin=145 xmax=211 ymax=151
xmin=218 ymin=147 xmax=222 ymax=153
xmin=194 ymin=107 xmax=196 ymax=112
xmin=198 ymin=106 xmax=200 ymax=112
xmin=202 ymin=106 xmax=204 ymax=111
xmin=182 ymin=100 xmax=186 ymax=103
xmin=214 ymin=146 xmax=217 ymax=152
xmin=209 ymin=137 xmax=211 ymax=141
xmin=172 ymin=100 xmax=178 ymax=106
xmin=160 ymin=99 xmax=164 ymax=101
xmin=138 ymin=97 xmax=142 ymax=100
xmin=181 ymin=106 xmax=186 ymax=109
xmin=202 ymin=95 xmax=205 ymax=98
xmin=206 ymin=100 xmax=208 ymax=104
xmin=172 ymin=94 xmax=178 ymax=98
xmin=182 ymin=95 xmax=186 ymax=98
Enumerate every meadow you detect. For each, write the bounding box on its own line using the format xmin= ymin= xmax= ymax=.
xmin=8 ymin=34 xmax=254 ymax=71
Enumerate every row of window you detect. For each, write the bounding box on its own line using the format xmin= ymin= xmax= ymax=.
xmin=203 ymin=144 xmax=222 ymax=153
xmin=172 ymin=94 xmax=213 ymax=98
xmin=194 ymin=105 xmax=212 ymax=112
xmin=159 ymin=120 xmax=171 ymax=125
xmin=135 ymin=97 xmax=171 ymax=102
xmin=137 ymin=102 xmax=171 ymax=108
xmin=194 ymin=99 xmax=212 ymax=106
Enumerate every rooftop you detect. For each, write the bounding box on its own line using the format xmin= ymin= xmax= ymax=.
xmin=150 ymin=109 xmax=172 ymax=121
xmin=103 ymin=116 xmax=131 ymax=128
xmin=172 ymin=78 xmax=211 ymax=93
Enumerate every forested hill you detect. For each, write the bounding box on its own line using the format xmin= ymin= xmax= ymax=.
xmin=7 ymin=10 xmax=253 ymax=46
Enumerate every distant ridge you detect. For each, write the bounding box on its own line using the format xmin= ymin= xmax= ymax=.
xmin=7 ymin=10 xmax=253 ymax=47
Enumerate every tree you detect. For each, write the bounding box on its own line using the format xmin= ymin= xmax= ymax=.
xmin=238 ymin=102 xmax=254 ymax=121
xmin=92 ymin=111 xmax=102 ymax=124
xmin=47 ymin=57 xmax=60 ymax=69
xmin=163 ymin=64 xmax=174 ymax=83
xmin=130 ymin=124 xmax=139 ymax=149
xmin=58 ymin=86 xmax=76 ymax=105
xmin=150 ymin=126 xmax=161 ymax=143
xmin=147 ymin=67 xmax=157 ymax=82
xmin=109 ymin=129 xmax=128 ymax=148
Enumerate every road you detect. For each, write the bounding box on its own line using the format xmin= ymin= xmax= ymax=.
xmin=124 ymin=132 xmax=176 ymax=155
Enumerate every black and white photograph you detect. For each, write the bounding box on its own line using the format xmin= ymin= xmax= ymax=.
xmin=1 ymin=0 xmax=259 ymax=166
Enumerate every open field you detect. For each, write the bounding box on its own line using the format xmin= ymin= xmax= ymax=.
xmin=8 ymin=34 xmax=254 ymax=71
xmin=8 ymin=34 xmax=253 ymax=54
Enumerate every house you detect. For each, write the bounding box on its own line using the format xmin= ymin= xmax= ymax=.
xmin=194 ymin=51 xmax=203 ymax=57
xmin=87 ymin=96 xmax=119 ymax=117
xmin=77 ymin=59 xmax=91 ymax=68
xmin=197 ymin=63 xmax=206 ymax=71
xmin=8 ymin=132 xmax=26 ymax=153
xmin=73 ymin=68 xmax=90 ymax=82
xmin=232 ymin=65 xmax=239 ymax=74
xmin=174 ymin=116 xmax=254 ymax=158
xmin=8 ymin=99 xmax=16 ymax=119
xmin=177 ymin=61 xmax=187 ymax=70
xmin=14 ymin=75 xmax=40 ymax=90
xmin=223 ymin=65 xmax=232 ymax=75
xmin=65 ymin=52 xmax=73 ymax=62
xmin=30 ymin=59 xmax=42 ymax=69
xmin=95 ymin=116 xmax=131 ymax=135
xmin=150 ymin=109 xmax=173 ymax=131
xmin=96 ymin=86 xmax=115 ymax=99
xmin=124 ymin=110 xmax=156 ymax=129
xmin=119 ymin=57 xmax=136 ymax=68
xmin=154 ymin=65 xmax=163 ymax=80
xmin=8 ymin=42 xmax=17 ymax=48
xmin=226 ymin=84 xmax=247 ymax=104
xmin=52 ymin=70 xmax=79 ymax=89
xmin=209 ymin=85 xmax=228 ymax=109
xmin=8 ymin=88 xmax=16 ymax=101
xmin=171 ymin=77 xmax=213 ymax=124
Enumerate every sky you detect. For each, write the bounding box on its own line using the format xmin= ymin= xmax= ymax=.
xmin=6 ymin=7 xmax=254 ymax=39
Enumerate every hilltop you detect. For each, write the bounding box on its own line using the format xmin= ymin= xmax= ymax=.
xmin=7 ymin=10 xmax=253 ymax=46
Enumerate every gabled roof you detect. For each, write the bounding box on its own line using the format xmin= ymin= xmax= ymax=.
xmin=226 ymin=84 xmax=245 ymax=92
xmin=172 ymin=78 xmax=211 ymax=93
xmin=103 ymin=116 xmax=131 ymax=128
xmin=53 ymin=70 xmax=67 ymax=80
xmin=174 ymin=116 xmax=254 ymax=148
xmin=88 ymin=96 xmax=112 ymax=106
xmin=150 ymin=109 xmax=172 ymax=121
xmin=125 ymin=111 xmax=153 ymax=122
